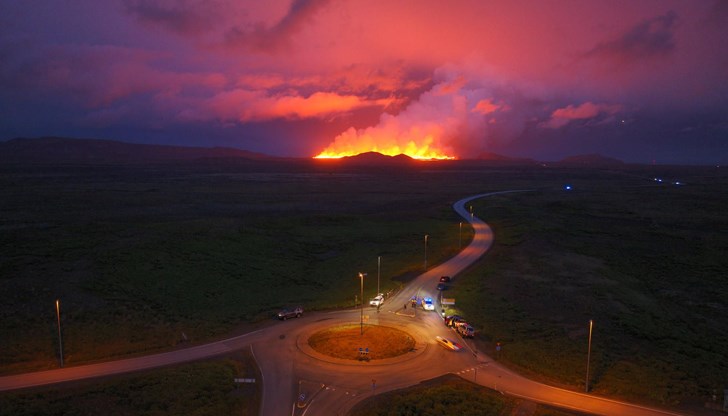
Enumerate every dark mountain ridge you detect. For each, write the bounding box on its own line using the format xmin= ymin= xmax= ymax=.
xmin=1 ymin=137 xmax=626 ymax=167
xmin=0 ymin=137 xmax=273 ymax=164
xmin=557 ymin=153 xmax=625 ymax=166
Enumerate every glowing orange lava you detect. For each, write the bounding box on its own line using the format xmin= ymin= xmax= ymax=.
xmin=314 ymin=133 xmax=456 ymax=160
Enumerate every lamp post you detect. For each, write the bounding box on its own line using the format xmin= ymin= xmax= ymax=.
xmin=424 ymin=234 xmax=429 ymax=271
xmin=358 ymin=272 xmax=367 ymax=335
xmin=377 ymin=256 xmax=381 ymax=295
xmin=586 ymin=319 xmax=593 ymax=392
xmin=55 ymin=299 xmax=64 ymax=368
xmin=459 ymin=222 xmax=463 ymax=249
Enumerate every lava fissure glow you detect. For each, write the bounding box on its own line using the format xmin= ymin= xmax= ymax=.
xmin=314 ymin=148 xmax=456 ymax=160
xmin=314 ymin=130 xmax=457 ymax=160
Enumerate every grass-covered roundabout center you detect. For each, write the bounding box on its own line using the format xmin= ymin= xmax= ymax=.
xmin=307 ymin=324 xmax=416 ymax=361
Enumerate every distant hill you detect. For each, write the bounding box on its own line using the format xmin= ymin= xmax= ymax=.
xmin=343 ymin=152 xmax=414 ymax=163
xmin=341 ymin=151 xmax=415 ymax=164
xmin=558 ymin=153 xmax=625 ymax=166
xmin=0 ymin=137 xmax=274 ymax=164
xmin=473 ymin=151 xmax=536 ymax=164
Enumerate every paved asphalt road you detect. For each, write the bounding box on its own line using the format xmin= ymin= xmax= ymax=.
xmin=0 ymin=191 xmax=687 ymax=416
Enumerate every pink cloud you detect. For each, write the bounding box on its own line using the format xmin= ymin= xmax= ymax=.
xmin=472 ymin=99 xmax=501 ymax=115
xmin=224 ymin=0 xmax=330 ymax=53
xmin=7 ymin=44 xmax=184 ymax=107
xmin=181 ymin=89 xmax=389 ymax=123
xmin=123 ymin=0 xmax=226 ymax=36
xmin=583 ymin=11 xmax=678 ymax=64
xmin=266 ymin=91 xmax=381 ymax=119
xmin=234 ymin=64 xmax=430 ymax=103
xmin=542 ymin=102 xmax=622 ymax=129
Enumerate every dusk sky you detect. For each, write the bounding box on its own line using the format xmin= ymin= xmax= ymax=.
xmin=1 ymin=0 xmax=726 ymax=163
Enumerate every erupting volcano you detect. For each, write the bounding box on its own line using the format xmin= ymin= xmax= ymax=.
xmin=314 ymin=126 xmax=456 ymax=160
xmin=314 ymin=145 xmax=455 ymax=160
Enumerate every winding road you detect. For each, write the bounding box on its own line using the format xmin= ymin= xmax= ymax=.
xmin=0 ymin=192 xmax=686 ymax=416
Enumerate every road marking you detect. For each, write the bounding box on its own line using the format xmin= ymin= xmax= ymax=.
xmin=249 ymin=345 xmax=266 ymax=414
xmin=300 ymin=397 xmax=316 ymax=416
xmin=455 ymin=362 xmax=490 ymax=375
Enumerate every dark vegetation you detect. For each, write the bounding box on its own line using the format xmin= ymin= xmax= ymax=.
xmin=452 ymin=168 xmax=728 ymax=409
xmin=1 ymin=146 xmax=726 ymax=414
xmin=0 ymin=350 xmax=259 ymax=416
xmin=349 ymin=375 xmax=515 ymax=416
xmin=1 ymin=159 xmax=483 ymax=373
xmin=349 ymin=374 xmax=589 ymax=416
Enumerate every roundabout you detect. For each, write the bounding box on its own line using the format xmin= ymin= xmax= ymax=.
xmin=295 ymin=316 xmax=430 ymax=366
xmin=307 ymin=324 xmax=415 ymax=361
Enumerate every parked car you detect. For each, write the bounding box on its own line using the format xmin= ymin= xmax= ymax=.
xmin=277 ymin=306 xmax=303 ymax=320
xmin=435 ymin=336 xmax=462 ymax=351
xmin=369 ymin=294 xmax=384 ymax=307
xmin=422 ymin=297 xmax=435 ymax=311
xmin=444 ymin=315 xmax=464 ymax=327
xmin=456 ymin=324 xmax=475 ymax=338
xmin=439 ymin=276 xmax=451 ymax=283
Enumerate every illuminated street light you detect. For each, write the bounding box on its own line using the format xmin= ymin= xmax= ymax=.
xmin=586 ymin=319 xmax=593 ymax=392
xmin=56 ymin=299 xmax=64 ymax=368
xmin=424 ymin=234 xmax=429 ymax=270
xmin=358 ymin=272 xmax=367 ymax=335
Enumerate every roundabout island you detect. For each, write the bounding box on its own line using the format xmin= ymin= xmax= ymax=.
xmin=307 ymin=324 xmax=415 ymax=361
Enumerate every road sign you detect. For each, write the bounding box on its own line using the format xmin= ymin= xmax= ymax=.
xmin=297 ymin=393 xmax=307 ymax=409
xmin=441 ymin=298 xmax=455 ymax=305
xmin=234 ymin=378 xmax=256 ymax=383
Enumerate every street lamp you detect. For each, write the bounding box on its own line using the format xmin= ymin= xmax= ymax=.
xmin=55 ymin=299 xmax=64 ymax=368
xmin=358 ymin=272 xmax=367 ymax=335
xmin=424 ymin=234 xmax=429 ymax=270
xmin=377 ymin=256 xmax=381 ymax=295
xmin=459 ymin=222 xmax=463 ymax=249
xmin=586 ymin=319 xmax=593 ymax=392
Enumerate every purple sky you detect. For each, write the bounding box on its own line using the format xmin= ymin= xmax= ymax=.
xmin=1 ymin=0 xmax=726 ymax=163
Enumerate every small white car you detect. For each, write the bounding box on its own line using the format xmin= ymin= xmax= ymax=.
xmin=369 ymin=294 xmax=384 ymax=307
xmin=435 ymin=336 xmax=462 ymax=351
xmin=422 ymin=297 xmax=435 ymax=311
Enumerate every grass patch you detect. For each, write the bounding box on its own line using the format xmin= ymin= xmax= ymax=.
xmin=450 ymin=169 xmax=728 ymax=405
xmin=349 ymin=374 xmax=515 ymax=416
xmin=0 ymin=352 xmax=259 ymax=416
xmin=307 ymin=324 xmax=415 ymax=360
xmin=0 ymin=164 xmax=479 ymax=372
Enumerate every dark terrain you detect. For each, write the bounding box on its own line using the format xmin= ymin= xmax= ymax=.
xmin=1 ymin=138 xmax=726 ymax=415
